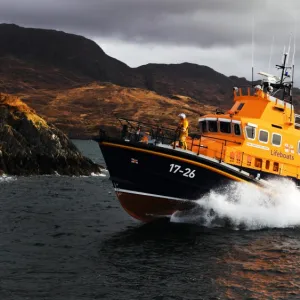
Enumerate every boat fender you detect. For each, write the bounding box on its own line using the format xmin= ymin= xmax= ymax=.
xmin=256 ymin=173 xmax=261 ymax=180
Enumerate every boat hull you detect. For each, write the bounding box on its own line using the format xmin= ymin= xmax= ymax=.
xmin=98 ymin=139 xmax=259 ymax=222
xmin=116 ymin=192 xmax=196 ymax=222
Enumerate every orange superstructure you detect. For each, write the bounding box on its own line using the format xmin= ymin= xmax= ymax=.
xmin=186 ymin=81 xmax=300 ymax=181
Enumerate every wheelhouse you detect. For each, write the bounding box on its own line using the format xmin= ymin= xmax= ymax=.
xmin=198 ymin=117 xmax=242 ymax=137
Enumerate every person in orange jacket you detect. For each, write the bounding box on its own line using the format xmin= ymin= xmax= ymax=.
xmin=177 ymin=113 xmax=189 ymax=149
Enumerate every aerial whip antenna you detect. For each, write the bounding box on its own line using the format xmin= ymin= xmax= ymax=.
xmin=290 ymin=24 xmax=296 ymax=110
xmin=287 ymin=32 xmax=292 ymax=66
xmin=282 ymin=45 xmax=286 ymax=65
xmin=251 ymin=16 xmax=255 ymax=87
xmin=268 ymin=36 xmax=275 ymax=74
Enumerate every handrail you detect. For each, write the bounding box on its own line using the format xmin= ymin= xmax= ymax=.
xmin=117 ymin=117 xmax=176 ymax=133
xmin=201 ymin=134 xmax=242 ymax=145
xmin=101 ymin=117 xmax=300 ymax=179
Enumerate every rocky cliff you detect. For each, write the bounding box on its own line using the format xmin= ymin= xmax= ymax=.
xmin=0 ymin=94 xmax=101 ymax=175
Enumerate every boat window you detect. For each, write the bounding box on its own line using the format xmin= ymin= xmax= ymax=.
xmin=237 ymin=103 xmax=245 ymax=111
xmin=208 ymin=121 xmax=218 ymax=132
xmin=259 ymin=130 xmax=269 ymax=143
xmin=245 ymin=126 xmax=256 ymax=140
xmin=255 ymin=158 xmax=262 ymax=168
xmin=272 ymin=133 xmax=282 ymax=146
xmin=265 ymin=160 xmax=270 ymax=170
xmin=220 ymin=121 xmax=231 ymax=133
xmin=273 ymin=162 xmax=279 ymax=172
xmin=199 ymin=121 xmax=208 ymax=133
xmin=233 ymin=124 xmax=241 ymax=135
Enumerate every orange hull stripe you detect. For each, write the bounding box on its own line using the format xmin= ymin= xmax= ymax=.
xmin=101 ymin=142 xmax=248 ymax=183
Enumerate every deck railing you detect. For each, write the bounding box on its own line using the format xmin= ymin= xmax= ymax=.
xmin=99 ymin=117 xmax=299 ymax=179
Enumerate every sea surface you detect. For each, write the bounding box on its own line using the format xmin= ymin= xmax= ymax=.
xmin=1 ymin=139 xmax=300 ymax=299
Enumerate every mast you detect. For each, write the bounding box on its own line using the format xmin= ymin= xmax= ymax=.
xmin=279 ymin=53 xmax=287 ymax=85
xmin=275 ymin=52 xmax=289 ymax=101
xmin=289 ymin=34 xmax=296 ymax=121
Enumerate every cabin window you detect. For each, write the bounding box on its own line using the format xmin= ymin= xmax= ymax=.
xmin=233 ymin=124 xmax=241 ymax=135
xmin=237 ymin=103 xmax=245 ymax=111
xmin=272 ymin=133 xmax=282 ymax=146
xmin=273 ymin=162 xmax=279 ymax=172
xmin=245 ymin=126 xmax=256 ymax=140
xmin=247 ymin=155 xmax=252 ymax=166
xmin=265 ymin=160 xmax=270 ymax=170
xmin=298 ymin=141 xmax=300 ymax=154
xmin=220 ymin=121 xmax=231 ymax=133
xmin=255 ymin=158 xmax=262 ymax=168
xmin=259 ymin=130 xmax=269 ymax=143
xmin=199 ymin=121 xmax=208 ymax=133
xmin=208 ymin=121 xmax=218 ymax=132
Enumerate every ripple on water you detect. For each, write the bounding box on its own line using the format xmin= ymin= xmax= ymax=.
xmin=2 ymin=142 xmax=300 ymax=299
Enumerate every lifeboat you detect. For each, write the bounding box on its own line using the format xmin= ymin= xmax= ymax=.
xmin=95 ymin=49 xmax=299 ymax=222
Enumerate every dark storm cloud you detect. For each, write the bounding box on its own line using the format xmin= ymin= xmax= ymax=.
xmin=2 ymin=0 xmax=297 ymax=48
xmin=2 ymin=0 xmax=300 ymax=85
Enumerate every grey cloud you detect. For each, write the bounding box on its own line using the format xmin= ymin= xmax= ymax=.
xmin=1 ymin=0 xmax=298 ymax=48
xmin=1 ymin=0 xmax=300 ymax=83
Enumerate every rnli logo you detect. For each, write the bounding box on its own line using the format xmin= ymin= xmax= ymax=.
xmin=284 ymin=143 xmax=295 ymax=154
xmin=271 ymin=150 xmax=294 ymax=160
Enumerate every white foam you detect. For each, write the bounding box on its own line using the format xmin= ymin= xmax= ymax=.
xmin=91 ymin=172 xmax=106 ymax=177
xmin=0 ymin=175 xmax=16 ymax=183
xmin=171 ymin=178 xmax=300 ymax=230
xmin=78 ymin=172 xmax=107 ymax=178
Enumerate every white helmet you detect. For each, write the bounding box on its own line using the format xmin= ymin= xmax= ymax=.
xmin=178 ymin=113 xmax=186 ymax=119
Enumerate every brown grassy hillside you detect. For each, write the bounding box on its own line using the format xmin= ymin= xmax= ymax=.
xmin=16 ymin=82 xmax=216 ymax=138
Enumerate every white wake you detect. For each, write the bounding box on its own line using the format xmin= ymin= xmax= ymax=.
xmin=0 ymin=175 xmax=16 ymax=183
xmin=171 ymin=178 xmax=300 ymax=230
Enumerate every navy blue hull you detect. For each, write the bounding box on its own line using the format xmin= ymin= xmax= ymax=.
xmin=98 ymin=138 xmax=259 ymax=221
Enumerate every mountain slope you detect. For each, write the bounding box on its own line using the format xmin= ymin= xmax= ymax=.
xmin=0 ymin=23 xmax=243 ymax=107
xmin=137 ymin=62 xmax=237 ymax=106
xmin=17 ymin=82 xmax=216 ymax=138
xmin=1 ymin=23 xmax=300 ymax=138
xmin=0 ymin=23 xmax=144 ymax=89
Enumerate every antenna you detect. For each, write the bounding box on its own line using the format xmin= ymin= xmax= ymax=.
xmin=268 ymin=36 xmax=275 ymax=73
xmin=289 ymin=16 xmax=297 ymax=122
xmin=290 ymin=28 xmax=296 ymax=107
xmin=292 ymin=32 xmax=296 ymax=66
xmin=282 ymin=45 xmax=286 ymax=64
xmin=251 ymin=16 xmax=255 ymax=87
xmin=287 ymin=33 xmax=292 ymax=65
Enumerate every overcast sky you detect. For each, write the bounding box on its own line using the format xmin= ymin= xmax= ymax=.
xmin=1 ymin=0 xmax=300 ymax=85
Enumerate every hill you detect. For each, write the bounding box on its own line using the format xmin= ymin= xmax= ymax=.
xmin=1 ymin=23 xmax=299 ymax=137
xmin=0 ymin=23 xmax=144 ymax=89
xmin=0 ymin=24 xmax=244 ymax=104
xmin=17 ymin=82 xmax=216 ymax=138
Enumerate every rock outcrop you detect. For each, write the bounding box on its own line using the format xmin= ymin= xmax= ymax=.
xmin=0 ymin=94 xmax=101 ymax=176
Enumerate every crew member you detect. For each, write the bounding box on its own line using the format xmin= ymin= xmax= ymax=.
xmin=177 ymin=113 xmax=189 ymax=150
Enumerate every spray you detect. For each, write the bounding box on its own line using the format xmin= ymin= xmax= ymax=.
xmin=171 ymin=178 xmax=300 ymax=230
